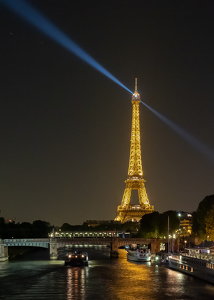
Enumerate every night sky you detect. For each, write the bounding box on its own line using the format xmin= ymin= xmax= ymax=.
xmin=1 ymin=0 xmax=214 ymax=226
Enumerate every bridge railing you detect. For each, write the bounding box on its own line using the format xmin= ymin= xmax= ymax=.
xmin=4 ymin=238 xmax=49 ymax=243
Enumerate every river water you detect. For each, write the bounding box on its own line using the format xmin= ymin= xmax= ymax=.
xmin=1 ymin=247 xmax=214 ymax=300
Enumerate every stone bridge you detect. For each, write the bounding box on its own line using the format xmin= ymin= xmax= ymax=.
xmin=0 ymin=237 xmax=167 ymax=260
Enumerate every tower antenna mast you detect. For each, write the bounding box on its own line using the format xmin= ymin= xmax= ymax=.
xmin=135 ymin=78 xmax=138 ymax=93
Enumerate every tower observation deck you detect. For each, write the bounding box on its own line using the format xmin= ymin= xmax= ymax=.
xmin=115 ymin=79 xmax=154 ymax=223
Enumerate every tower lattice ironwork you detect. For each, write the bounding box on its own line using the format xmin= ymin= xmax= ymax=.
xmin=115 ymin=79 xmax=154 ymax=223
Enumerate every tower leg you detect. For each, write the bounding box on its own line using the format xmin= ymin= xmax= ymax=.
xmin=115 ymin=188 xmax=132 ymax=222
xmin=138 ymin=185 xmax=149 ymax=206
xmin=121 ymin=188 xmax=132 ymax=207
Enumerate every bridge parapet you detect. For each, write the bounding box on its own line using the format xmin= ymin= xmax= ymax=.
xmin=4 ymin=238 xmax=49 ymax=243
xmin=118 ymin=238 xmax=154 ymax=246
xmin=56 ymin=237 xmax=112 ymax=248
xmin=118 ymin=238 xmax=167 ymax=253
xmin=4 ymin=238 xmax=49 ymax=248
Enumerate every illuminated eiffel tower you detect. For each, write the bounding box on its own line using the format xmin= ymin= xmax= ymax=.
xmin=115 ymin=79 xmax=154 ymax=223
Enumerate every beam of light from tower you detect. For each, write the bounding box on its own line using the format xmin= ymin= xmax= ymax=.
xmin=141 ymin=101 xmax=214 ymax=163
xmin=0 ymin=0 xmax=132 ymax=94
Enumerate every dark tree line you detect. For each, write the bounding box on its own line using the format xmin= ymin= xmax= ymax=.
xmin=138 ymin=210 xmax=180 ymax=238
xmin=60 ymin=221 xmax=139 ymax=233
xmin=0 ymin=218 xmax=139 ymax=239
xmin=0 ymin=218 xmax=51 ymax=239
xmin=138 ymin=194 xmax=214 ymax=241
xmin=192 ymin=194 xmax=214 ymax=240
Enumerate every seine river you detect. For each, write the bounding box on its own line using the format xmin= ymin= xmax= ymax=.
xmin=1 ymin=247 xmax=214 ymax=300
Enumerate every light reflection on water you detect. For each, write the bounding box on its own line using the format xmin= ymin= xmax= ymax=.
xmin=1 ymin=249 xmax=214 ymax=300
xmin=67 ymin=267 xmax=87 ymax=300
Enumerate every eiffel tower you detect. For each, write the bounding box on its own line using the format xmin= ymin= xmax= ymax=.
xmin=115 ymin=79 xmax=154 ymax=223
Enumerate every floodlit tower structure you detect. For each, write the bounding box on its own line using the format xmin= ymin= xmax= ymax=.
xmin=115 ymin=78 xmax=154 ymax=223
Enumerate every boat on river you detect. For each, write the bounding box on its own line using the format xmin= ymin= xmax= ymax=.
xmin=64 ymin=250 xmax=88 ymax=266
xmin=168 ymin=246 xmax=214 ymax=284
xmin=127 ymin=245 xmax=151 ymax=262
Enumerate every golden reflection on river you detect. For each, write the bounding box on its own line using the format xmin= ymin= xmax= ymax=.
xmin=111 ymin=250 xmax=190 ymax=299
xmin=64 ymin=249 xmax=214 ymax=300
xmin=67 ymin=267 xmax=87 ymax=300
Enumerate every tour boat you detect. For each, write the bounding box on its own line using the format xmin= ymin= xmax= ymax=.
xmin=64 ymin=250 xmax=88 ymax=266
xmin=168 ymin=246 xmax=214 ymax=284
xmin=127 ymin=246 xmax=151 ymax=262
